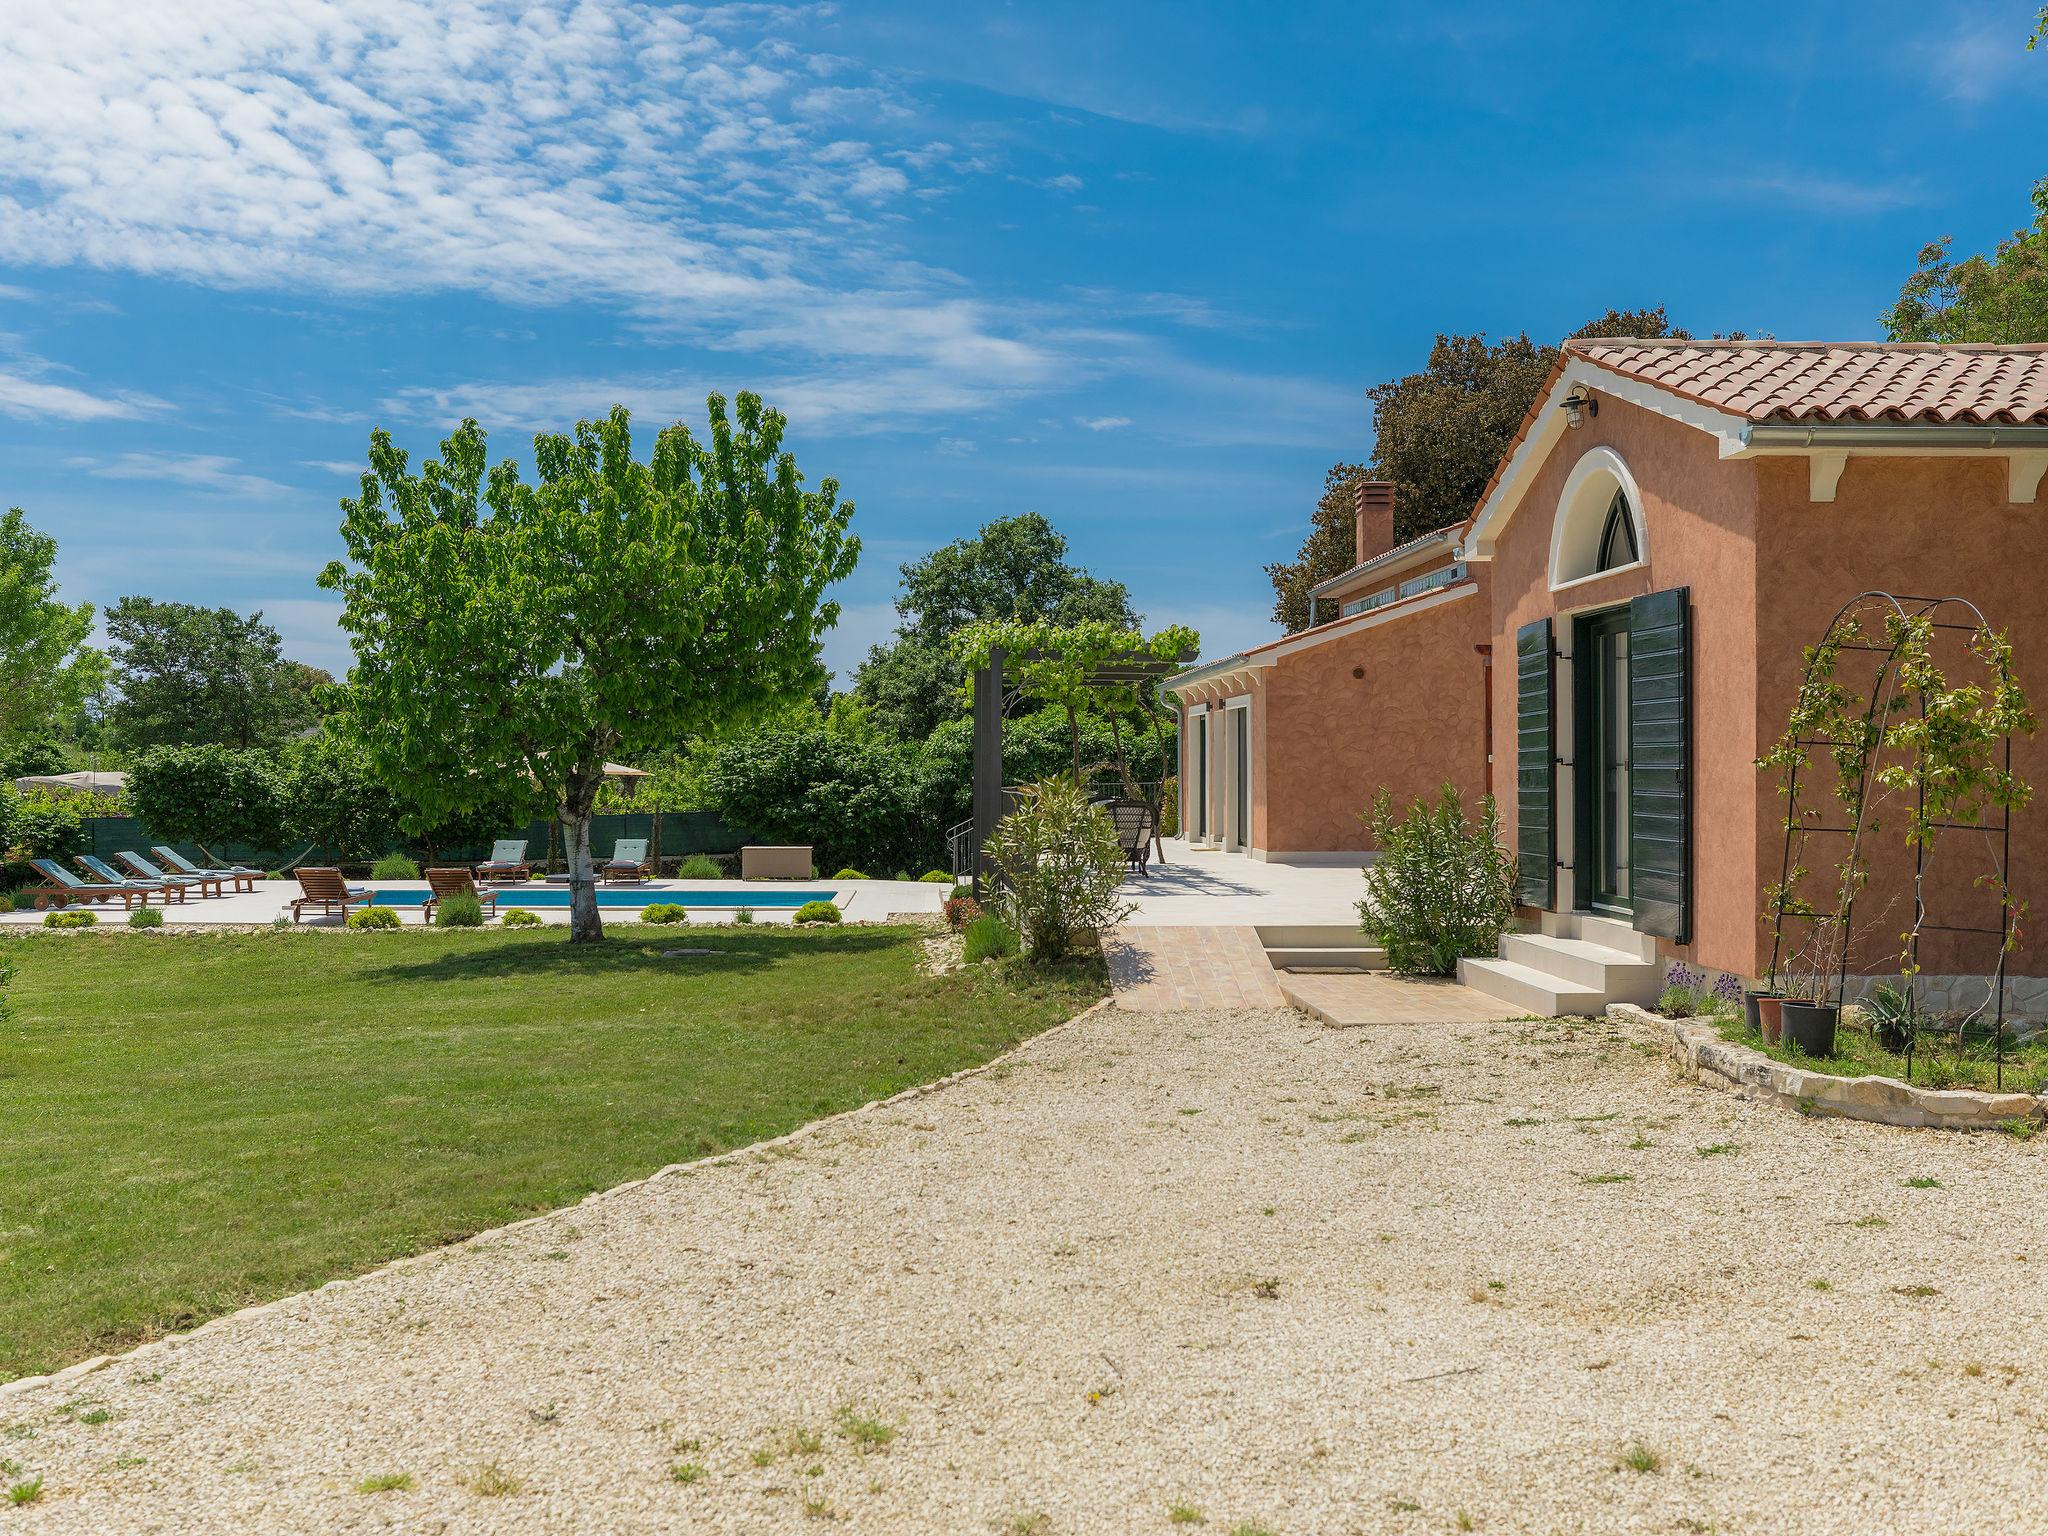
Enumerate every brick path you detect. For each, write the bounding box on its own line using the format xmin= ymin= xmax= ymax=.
xmin=1102 ymin=925 xmax=1286 ymax=1011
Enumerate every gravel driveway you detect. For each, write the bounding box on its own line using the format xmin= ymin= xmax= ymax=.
xmin=6 ymin=1003 xmax=2046 ymax=1534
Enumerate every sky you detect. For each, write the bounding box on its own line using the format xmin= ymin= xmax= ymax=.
xmin=2 ymin=0 xmax=2045 ymax=687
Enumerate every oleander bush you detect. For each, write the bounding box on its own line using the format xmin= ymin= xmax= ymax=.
xmin=982 ymin=777 xmax=1133 ymax=962
xmin=794 ymin=900 xmax=842 ymax=924
xmin=1356 ymin=784 xmax=1515 ymax=976
xmin=962 ymin=913 xmax=1018 ymax=962
xmin=434 ymin=893 xmax=486 ymax=928
xmin=344 ymin=905 xmax=401 ymax=930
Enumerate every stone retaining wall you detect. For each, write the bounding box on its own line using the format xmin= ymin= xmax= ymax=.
xmin=1608 ymin=1002 xmax=2048 ymax=1131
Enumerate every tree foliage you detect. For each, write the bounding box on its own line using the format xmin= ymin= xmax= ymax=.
xmin=320 ymin=396 xmax=857 ymax=941
xmin=104 ymin=597 xmax=328 ymax=750
xmin=0 ymin=508 xmax=101 ymax=745
xmin=1883 ymin=177 xmax=2048 ymax=344
xmin=854 ymin=512 xmax=1136 ymax=743
xmin=127 ymin=745 xmax=287 ymax=852
xmin=703 ymin=727 xmax=925 ymax=874
xmin=1266 ymin=308 xmax=1690 ymax=632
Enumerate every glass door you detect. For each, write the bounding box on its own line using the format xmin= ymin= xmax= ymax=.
xmin=1573 ymin=609 xmax=1632 ymax=914
xmin=1231 ymin=706 xmax=1249 ymax=848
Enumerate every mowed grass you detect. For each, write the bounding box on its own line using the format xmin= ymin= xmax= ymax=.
xmin=0 ymin=927 xmax=1104 ymax=1379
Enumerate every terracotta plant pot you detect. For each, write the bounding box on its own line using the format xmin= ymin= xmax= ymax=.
xmin=1743 ymin=989 xmax=1781 ymax=1037
xmin=1756 ymin=995 xmax=1785 ymax=1047
xmin=1780 ymin=1001 xmax=1839 ymax=1057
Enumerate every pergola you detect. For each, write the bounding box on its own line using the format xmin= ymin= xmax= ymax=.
xmin=960 ymin=643 xmax=1197 ymax=893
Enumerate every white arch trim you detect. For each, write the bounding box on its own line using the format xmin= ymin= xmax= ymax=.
xmin=1548 ymin=445 xmax=1650 ymax=593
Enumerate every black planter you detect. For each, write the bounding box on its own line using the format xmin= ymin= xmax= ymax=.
xmin=1743 ymin=989 xmax=1780 ymax=1036
xmin=1780 ymin=1001 xmax=1839 ymax=1057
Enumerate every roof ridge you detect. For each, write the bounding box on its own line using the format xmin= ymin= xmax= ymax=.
xmin=1568 ymin=337 xmax=2048 ymax=355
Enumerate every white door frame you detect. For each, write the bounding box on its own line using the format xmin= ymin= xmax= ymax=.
xmin=1222 ymin=694 xmax=1252 ymax=853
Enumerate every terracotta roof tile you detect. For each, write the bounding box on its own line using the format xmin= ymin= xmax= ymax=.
xmin=1569 ymin=339 xmax=2048 ymax=425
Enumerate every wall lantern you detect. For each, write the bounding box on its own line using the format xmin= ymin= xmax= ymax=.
xmin=1562 ymin=390 xmax=1598 ymax=428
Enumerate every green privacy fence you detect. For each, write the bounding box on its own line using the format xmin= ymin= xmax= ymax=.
xmin=80 ymin=809 xmax=754 ymax=874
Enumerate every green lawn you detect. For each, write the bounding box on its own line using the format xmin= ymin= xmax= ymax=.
xmin=0 ymin=927 xmax=1103 ymax=1380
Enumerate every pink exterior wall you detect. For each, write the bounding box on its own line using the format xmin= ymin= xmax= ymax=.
xmin=1259 ymin=566 xmax=1491 ymax=854
xmin=1486 ymin=393 xmax=1762 ymax=976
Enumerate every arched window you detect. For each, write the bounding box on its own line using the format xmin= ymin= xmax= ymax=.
xmin=1549 ymin=446 xmax=1648 ymax=588
xmin=1596 ymin=488 xmax=1639 ymax=571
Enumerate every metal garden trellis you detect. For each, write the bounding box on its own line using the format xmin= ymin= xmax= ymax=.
xmin=1764 ymin=590 xmax=2021 ymax=1086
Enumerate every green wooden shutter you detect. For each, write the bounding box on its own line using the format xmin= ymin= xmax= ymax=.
xmin=1514 ymin=618 xmax=1555 ymax=908
xmin=1628 ymin=587 xmax=1690 ymax=942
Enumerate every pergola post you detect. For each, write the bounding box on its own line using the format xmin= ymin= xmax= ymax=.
xmin=970 ymin=645 xmax=1005 ymax=897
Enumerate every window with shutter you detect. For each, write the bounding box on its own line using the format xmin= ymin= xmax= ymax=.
xmin=1514 ymin=618 xmax=1555 ymax=907
xmin=1627 ymin=588 xmax=1690 ymax=941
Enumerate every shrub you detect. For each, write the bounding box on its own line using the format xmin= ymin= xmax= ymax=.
xmin=949 ymin=883 xmax=971 ymax=902
xmin=370 ymin=852 xmax=420 ymax=880
xmin=919 ymin=869 xmax=953 ymax=883
xmin=832 ymin=867 xmax=870 ymax=880
xmin=983 ymin=777 xmax=1134 ymax=961
xmin=128 ymin=906 xmax=165 ymax=929
xmin=0 ymin=893 xmax=16 ymax=913
xmin=44 ymin=909 xmax=97 ymax=929
xmin=794 ymin=899 xmax=842 ymax=924
xmin=5 ymin=788 xmax=89 ymax=861
xmin=962 ymin=913 xmax=1018 ymax=962
xmin=704 ymin=728 xmax=926 ymax=874
xmin=129 ymin=745 xmax=287 ymax=852
xmin=434 ymin=893 xmax=485 ymax=928
xmin=674 ymin=854 xmax=723 ymax=880
xmin=943 ymin=894 xmax=982 ymax=930
xmin=642 ymin=902 xmax=688 ymax=924
xmin=345 ymin=905 xmax=402 ymax=930
xmin=502 ymin=907 xmax=542 ymax=928
xmin=732 ymin=907 xmax=754 ymax=924
xmin=1356 ymin=784 xmax=1515 ymax=976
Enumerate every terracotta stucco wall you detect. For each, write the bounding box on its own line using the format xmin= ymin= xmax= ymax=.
xmin=1486 ymin=393 xmax=1762 ymax=975
xmin=1259 ymin=570 xmax=1491 ymax=854
xmin=1753 ymin=455 xmax=2047 ymax=983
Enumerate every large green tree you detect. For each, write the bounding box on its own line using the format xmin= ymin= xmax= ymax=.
xmin=853 ymin=512 xmax=1136 ymax=743
xmin=321 ymin=396 xmax=857 ymax=942
xmin=104 ymin=597 xmax=329 ymax=749
xmin=1266 ymin=308 xmax=1688 ymax=632
xmin=1883 ymin=178 xmax=2048 ymax=344
xmin=0 ymin=507 xmax=101 ymax=745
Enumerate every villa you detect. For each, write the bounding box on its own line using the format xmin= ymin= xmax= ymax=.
xmin=1172 ymin=339 xmax=2048 ymax=1014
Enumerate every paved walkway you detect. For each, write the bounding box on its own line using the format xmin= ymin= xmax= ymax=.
xmin=1123 ymin=840 xmax=1363 ymax=926
xmin=1103 ymin=924 xmax=1285 ymax=1011
xmin=1280 ymin=971 xmax=1530 ymax=1026
xmin=9 ymin=1005 xmax=2045 ymax=1534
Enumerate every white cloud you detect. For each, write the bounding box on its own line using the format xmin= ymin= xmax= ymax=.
xmin=1077 ymin=414 xmax=1130 ymax=431
xmin=301 ymin=459 xmax=366 ymax=476
xmin=1714 ymin=172 xmax=1921 ymax=215
xmin=1932 ymin=16 xmax=2031 ymax=104
xmin=253 ymin=596 xmax=352 ymax=672
xmin=74 ymin=451 xmax=291 ymax=497
xmin=0 ymin=367 xmax=165 ymax=422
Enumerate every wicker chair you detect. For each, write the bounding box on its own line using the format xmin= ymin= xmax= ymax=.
xmin=1098 ymin=799 xmax=1156 ymax=874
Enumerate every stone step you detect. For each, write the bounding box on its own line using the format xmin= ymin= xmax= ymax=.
xmin=1456 ymin=956 xmax=1606 ymax=1017
xmin=1255 ymin=923 xmax=1369 ymax=949
xmin=1265 ymin=945 xmax=1387 ymax=973
xmin=1537 ymin=909 xmax=1658 ymax=962
xmin=1500 ymin=933 xmax=1662 ymax=1000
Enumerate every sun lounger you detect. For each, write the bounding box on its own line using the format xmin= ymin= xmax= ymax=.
xmin=22 ymin=857 xmax=152 ymax=910
xmin=75 ymin=853 xmax=186 ymax=904
xmin=115 ymin=850 xmax=226 ymax=898
xmin=152 ymin=846 xmax=261 ymax=893
xmin=475 ymin=839 xmax=531 ymax=881
xmin=421 ymin=867 xmax=499 ymax=923
xmin=600 ymin=838 xmax=652 ymax=882
xmin=290 ymin=867 xmax=373 ymax=923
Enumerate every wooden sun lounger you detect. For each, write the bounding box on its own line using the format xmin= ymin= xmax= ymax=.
xmin=23 ymin=858 xmax=151 ymax=910
xmin=290 ymin=867 xmax=373 ymax=923
xmin=600 ymin=839 xmax=652 ymax=882
xmin=75 ymin=854 xmax=186 ymax=904
xmin=116 ymin=850 xmax=226 ymax=898
xmin=475 ymin=839 xmax=532 ymax=881
xmin=421 ymin=867 xmax=499 ymax=924
xmin=152 ymin=846 xmax=260 ymax=893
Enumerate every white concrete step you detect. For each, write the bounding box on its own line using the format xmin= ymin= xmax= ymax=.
xmin=1537 ymin=909 xmax=1657 ymax=962
xmin=1265 ymin=945 xmax=1387 ymax=973
xmin=1500 ymin=933 xmax=1661 ymax=1001
xmin=1256 ymin=923 xmax=1369 ymax=948
xmin=1456 ymin=956 xmax=1606 ymax=1017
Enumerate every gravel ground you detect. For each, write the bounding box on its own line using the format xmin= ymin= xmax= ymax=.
xmin=6 ymin=1004 xmax=2047 ymax=1534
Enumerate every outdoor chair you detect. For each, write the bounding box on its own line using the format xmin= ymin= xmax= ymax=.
xmin=75 ymin=853 xmax=187 ymax=904
xmin=1099 ymin=799 xmax=1157 ymax=875
xmin=115 ymin=850 xmax=227 ymax=898
xmin=23 ymin=858 xmax=152 ymax=911
xmin=421 ymin=867 xmax=499 ymax=924
xmin=290 ymin=867 xmax=373 ymax=924
xmin=600 ymin=838 xmax=652 ymax=882
xmin=152 ymin=845 xmax=261 ymax=892
xmin=475 ymin=839 xmax=531 ymax=881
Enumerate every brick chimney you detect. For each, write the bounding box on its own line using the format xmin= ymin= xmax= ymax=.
xmin=1353 ymin=480 xmax=1395 ymax=565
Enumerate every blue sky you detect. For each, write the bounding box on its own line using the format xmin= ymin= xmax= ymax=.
xmin=2 ymin=1 xmax=2044 ymax=685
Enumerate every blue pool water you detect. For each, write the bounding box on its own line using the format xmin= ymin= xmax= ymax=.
xmin=369 ymin=886 xmax=831 ymax=909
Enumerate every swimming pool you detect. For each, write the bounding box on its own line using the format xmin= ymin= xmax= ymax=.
xmin=369 ymin=886 xmax=836 ymax=910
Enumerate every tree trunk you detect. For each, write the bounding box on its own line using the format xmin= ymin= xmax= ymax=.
xmin=561 ymin=793 xmax=605 ymax=943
